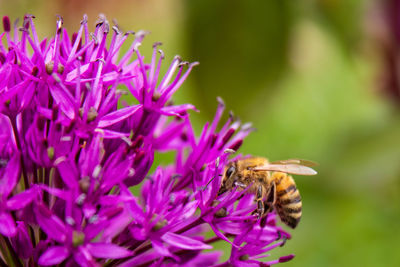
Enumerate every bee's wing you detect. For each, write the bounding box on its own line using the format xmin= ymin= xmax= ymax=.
xmin=253 ymin=164 xmax=317 ymax=176
xmin=269 ymin=159 xmax=318 ymax=167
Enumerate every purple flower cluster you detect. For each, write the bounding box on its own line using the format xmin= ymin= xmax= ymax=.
xmin=0 ymin=14 xmax=294 ymax=266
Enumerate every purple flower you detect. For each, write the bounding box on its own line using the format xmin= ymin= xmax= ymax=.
xmin=0 ymin=14 xmax=297 ymax=266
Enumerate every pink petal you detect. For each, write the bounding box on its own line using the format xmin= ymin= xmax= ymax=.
xmin=86 ymin=243 xmax=133 ymax=259
xmin=10 ymin=221 xmax=33 ymax=259
xmin=97 ymin=104 xmax=141 ymax=128
xmin=0 ymin=82 xmax=26 ymax=104
xmin=65 ymin=63 xmax=90 ymax=82
xmin=55 ymin=158 xmax=79 ymax=189
xmin=20 ymin=82 xmax=36 ymax=110
xmin=36 ymin=106 xmax=53 ymax=120
xmin=6 ymin=187 xmax=37 ymax=210
xmin=73 ymin=247 xmax=98 ymax=267
xmin=94 ymin=128 xmax=130 ymax=139
xmin=181 ymin=251 xmax=222 ymax=266
xmin=0 ymin=212 xmax=16 ymax=237
xmin=39 ymin=185 xmax=69 ymax=200
xmin=161 ymin=232 xmax=212 ymax=250
xmin=102 ymin=72 xmax=135 ymax=83
xmin=38 ymin=246 xmax=70 ymax=266
xmin=0 ymin=153 xmax=20 ymax=197
xmin=152 ymin=239 xmax=178 ymax=261
xmin=152 ymin=239 xmax=170 ymax=257
xmin=49 ymin=84 xmax=75 ymax=119
xmin=35 ymin=204 xmax=67 ymax=243
xmin=101 ymin=210 xmax=133 ymax=241
xmin=159 ymin=104 xmax=197 ymax=117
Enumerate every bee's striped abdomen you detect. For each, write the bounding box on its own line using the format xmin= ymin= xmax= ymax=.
xmin=273 ymin=172 xmax=302 ymax=229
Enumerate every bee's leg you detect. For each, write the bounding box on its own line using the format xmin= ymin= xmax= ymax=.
xmin=218 ymin=179 xmax=227 ymax=195
xmin=234 ymin=181 xmax=247 ymax=188
xmin=218 ymin=174 xmax=230 ymax=195
xmin=217 ymin=187 xmax=226 ymax=196
xmin=255 ymin=184 xmax=264 ymax=219
xmin=265 ymin=181 xmax=277 ymax=211
xmin=232 ymin=181 xmax=248 ymax=201
xmin=260 ymin=181 xmax=276 ymax=227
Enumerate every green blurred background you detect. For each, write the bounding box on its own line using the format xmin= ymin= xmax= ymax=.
xmin=2 ymin=0 xmax=400 ymax=266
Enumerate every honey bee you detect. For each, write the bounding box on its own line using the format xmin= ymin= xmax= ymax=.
xmin=218 ymin=157 xmax=317 ymax=228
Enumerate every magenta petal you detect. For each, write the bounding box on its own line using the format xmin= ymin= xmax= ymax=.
xmin=55 ymin=158 xmax=79 ymax=188
xmin=49 ymin=84 xmax=75 ymax=119
xmin=97 ymin=104 xmax=141 ymax=128
xmin=39 ymin=185 xmax=68 ymax=201
xmin=150 ymin=238 xmax=181 ymax=262
xmin=0 ymin=212 xmax=16 ymax=237
xmin=152 ymin=239 xmax=174 ymax=258
xmin=85 ymin=243 xmax=133 ymax=259
xmin=0 ymin=82 xmax=26 ymax=105
xmin=207 ymin=222 xmax=238 ymax=247
xmin=6 ymin=187 xmax=37 ymax=210
xmin=36 ymin=106 xmax=53 ymax=120
xmin=181 ymin=251 xmax=221 ymax=266
xmin=11 ymin=221 xmax=33 ymax=259
xmin=20 ymin=82 xmax=36 ymax=110
xmin=95 ymin=128 xmax=130 ymax=139
xmin=38 ymin=246 xmax=70 ymax=266
xmin=230 ymin=260 xmax=259 ymax=267
xmin=0 ymin=153 xmax=20 ymax=197
xmin=73 ymin=247 xmax=97 ymax=267
xmin=35 ymin=204 xmax=67 ymax=243
xmin=118 ymin=249 xmax=162 ymax=267
xmin=159 ymin=104 xmax=197 ymax=116
xmin=100 ymin=210 xmax=133 ymax=241
xmin=161 ymin=232 xmax=212 ymax=250
xmin=65 ymin=62 xmax=90 ymax=82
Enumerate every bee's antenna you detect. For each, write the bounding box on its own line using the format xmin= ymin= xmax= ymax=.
xmin=201 ymin=157 xmax=221 ymax=191
xmin=202 ymin=173 xmax=219 ymax=191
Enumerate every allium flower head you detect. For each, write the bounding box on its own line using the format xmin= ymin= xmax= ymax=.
xmin=0 ymin=14 xmax=296 ymax=266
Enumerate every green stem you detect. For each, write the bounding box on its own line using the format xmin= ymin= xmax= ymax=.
xmin=0 ymin=255 xmax=8 ymax=267
xmin=29 ymin=225 xmax=36 ymax=247
xmin=1 ymin=235 xmax=22 ymax=267
xmin=43 ymin=168 xmax=50 ymax=205
xmin=0 ymin=236 xmax=12 ymax=267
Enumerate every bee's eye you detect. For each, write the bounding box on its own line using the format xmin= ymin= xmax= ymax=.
xmin=225 ymin=166 xmax=236 ymax=178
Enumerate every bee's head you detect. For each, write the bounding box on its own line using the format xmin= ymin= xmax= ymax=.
xmin=219 ymin=162 xmax=238 ymax=195
xmin=225 ymin=164 xmax=236 ymax=179
xmin=221 ymin=162 xmax=237 ymax=184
